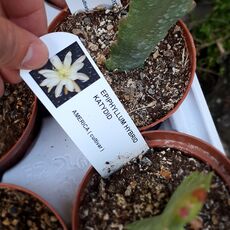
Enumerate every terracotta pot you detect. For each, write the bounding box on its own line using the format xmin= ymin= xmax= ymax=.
xmin=48 ymin=7 xmax=69 ymax=32
xmin=0 ymin=96 xmax=38 ymax=176
xmin=48 ymin=8 xmax=196 ymax=131
xmin=0 ymin=183 xmax=67 ymax=229
xmin=72 ymin=131 xmax=230 ymax=229
xmin=45 ymin=0 xmax=67 ymax=10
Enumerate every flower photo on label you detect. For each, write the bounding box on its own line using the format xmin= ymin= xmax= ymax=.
xmin=39 ymin=52 xmax=89 ymax=98
xmin=30 ymin=42 xmax=100 ymax=107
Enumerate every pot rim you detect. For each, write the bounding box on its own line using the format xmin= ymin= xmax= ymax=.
xmin=0 ymin=96 xmax=38 ymax=175
xmin=0 ymin=182 xmax=68 ymax=230
xmin=142 ymin=130 xmax=230 ymax=186
xmin=48 ymin=8 xmax=196 ymax=131
xmin=45 ymin=0 xmax=67 ymax=10
xmin=72 ymin=130 xmax=230 ymax=229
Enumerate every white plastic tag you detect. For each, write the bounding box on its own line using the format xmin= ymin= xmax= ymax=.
xmin=65 ymin=0 xmax=121 ymax=14
xmin=20 ymin=32 xmax=149 ymax=177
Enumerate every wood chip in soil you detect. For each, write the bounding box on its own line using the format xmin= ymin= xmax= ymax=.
xmin=0 ymin=187 xmax=64 ymax=229
xmin=0 ymin=82 xmax=35 ymax=158
xmin=55 ymin=4 xmax=191 ymax=127
xmin=79 ymin=148 xmax=230 ymax=230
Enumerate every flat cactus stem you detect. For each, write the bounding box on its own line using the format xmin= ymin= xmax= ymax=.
xmin=126 ymin=172 xmax=213 ymax=230
xmin=106 ymin=0 xmax=195 ymax=71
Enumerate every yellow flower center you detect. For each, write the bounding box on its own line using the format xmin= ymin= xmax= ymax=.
xmin=58 ymin=68 xmax=70 ymax=79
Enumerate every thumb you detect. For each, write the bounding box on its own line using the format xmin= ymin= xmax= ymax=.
xmin=0 ymin=17 xmax=48 ymax=70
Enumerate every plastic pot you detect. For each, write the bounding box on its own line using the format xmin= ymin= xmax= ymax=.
xmin=72 ymin=131 xmax=230 ymax=229
xmin=0 ymin=183 xmax=67 ymax=229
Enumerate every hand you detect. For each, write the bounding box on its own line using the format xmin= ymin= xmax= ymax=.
xmin=0 ymin=0 xmax=49 ymax=96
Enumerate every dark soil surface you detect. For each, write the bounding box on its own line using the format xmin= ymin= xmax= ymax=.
xmin=0 ymin=187 xmax=64 ymax=229
xmin=55 ymin=4 xmax=191 ymax=128
xmin=0 ymin=82 xmax=35 ymax=158
xmin=79 ymin=147 xmax=230 ymax=230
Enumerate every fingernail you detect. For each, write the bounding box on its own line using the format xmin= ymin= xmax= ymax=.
xmin=21 ymin=40 xmax=48 ymax=69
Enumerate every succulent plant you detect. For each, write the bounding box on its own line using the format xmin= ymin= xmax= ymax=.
xmin=126 ymin=171 xmax=213 ymax=230
xmin=106 ymin=0 xmax=195 ymax=71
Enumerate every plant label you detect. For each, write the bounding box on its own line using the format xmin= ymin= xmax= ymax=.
xmin=65 ymin=0 xmax=121 ymax=14
xmin=20 ymin=32 xmax=149 ymax=178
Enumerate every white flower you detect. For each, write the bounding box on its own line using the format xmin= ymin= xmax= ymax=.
xmin=39 ymin=52 xmax=89 ymax=98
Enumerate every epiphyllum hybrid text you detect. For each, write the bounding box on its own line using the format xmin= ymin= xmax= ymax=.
xmin=39 ymin=52 xmax=89 ymax=98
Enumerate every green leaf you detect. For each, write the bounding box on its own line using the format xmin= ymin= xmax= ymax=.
xmin=106 ymin=0 xmax=195 ymax=71
xmin=125 ymin=171 xmax=213 ymax=230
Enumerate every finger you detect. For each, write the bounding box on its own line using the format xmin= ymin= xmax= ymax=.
xmin=0 ymin=77 xmax=4 ymax=97
xmin=1 ymin=0 xmax=47 ymax=36
xmin=0 ymin=69 xmax=22 ymax=84
xmin=0 ymin=17 xmax=48 ymax=69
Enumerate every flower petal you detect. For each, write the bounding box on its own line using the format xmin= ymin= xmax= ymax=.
xmin=64 ymin=79 xmax=74 ymax=92
xmin=75 ymin=55 xmax=86 ymax=63
xmin=39 ymin=69 xmax=59 ymax=79
xmin=47 ymin=78 xmax=60 ymax=88
xmin=76 ymin=73 xmax=89 ymax=82
xmin=40 ymin=78 xmax=53 ymax=87
xmin=70 ymin=62 xmax=84 ymax=73
xmin=40 ymin=78 xmax=60 ymax=93
xmin=64 ymin=51 xmax=72 ymax=69
xmin=69 ymin=74 xmax=78 ymax=81
xmin=48 ymin=87 xmax=52 ymax=93
xmin=70 ymin=55 xmax=86 ymax=73
xmin=39 ymin=69 xmax=57 ymax=74
xmin=50 ymin=55 xmax=63 ymax=70
xmin=73 ymin=81 xmax=81 ymax=93
xmin=55 ymin=82 xmax=64 ymax=98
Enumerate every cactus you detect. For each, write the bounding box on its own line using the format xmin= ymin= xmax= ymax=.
xmin=125 ymin=171 xmax=213 ymax=230
xmin=106 ymin=0 xmax=195 ymax=71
